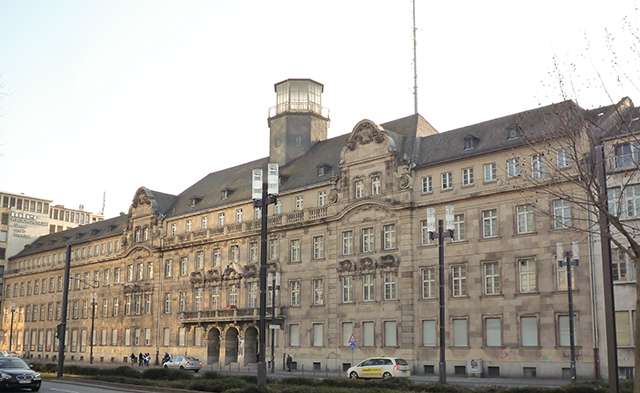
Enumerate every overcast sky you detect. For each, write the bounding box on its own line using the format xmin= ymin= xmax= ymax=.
xmin=0 ymin=1 xmax=638 ymax=218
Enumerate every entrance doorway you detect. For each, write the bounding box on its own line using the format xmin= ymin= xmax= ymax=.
xmin=207 ymin=328 xmax=220 ymax=364
xmin=225 ymin=327 xmax=238 ymax=365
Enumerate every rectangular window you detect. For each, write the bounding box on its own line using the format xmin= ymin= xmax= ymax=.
xmin=519 ymin=259 xmax=537 ymax=292
xmin=482 ymin=209 xmax=498 ymax=238
xmin=608 ymin=187 xmax=622 ymax=215
xmin=507 ymin=158 xmax=521 ymax=177
xmin=363 ymin=322 xmax=374 ymax=346
xmin=342 ymin=276 xmax=353 ymax=303
xmin=355 ymin=180 xmax=364 ymax=199
xmin=164 ymin=293 xmax=171 ymax=314
xmin=295 ymin=196 xmax=304 ymax=211
xmin=213 ymin=249 xmax=221 ymax=267
xmin=102 ymin=299 xmax=108 ymax=317
xmin=384 ymin=272 xmax=396 ymax=300
xmin=521 ymin=316 xmax=538 ymax=346
xmin=485 ymin=318 xmax=502 ymax=346
xmin=289 ymin=324 xmax=300 ymax=346
xmin=145 ymin=328 xmax=151 ymax=346
xmin=531 ymin=154 xmax=545 ymax=179
xmin=312 ymin=323 xmax=323 ymax=347
xmin=423 ymin=320 xmax=436 ymax=346
xmin=422 ymin=176 xmax=433 ymax=193
xmin=517 ymin=205 xmax=534 ymax=234
xmin=274 ymin=201 xmax=282 ymax=215
xmin=484 ymin=262 xmax=500 ymax=295
xmin=196 ymin=251 xmax=204 ymax=269
xmin=114 ymin=268 xmax=121 ymax=283
xmin=236 ymin=209 xmax=243 ymax=223
xmin=228 ymin=284 xmax=238 ymax=307
xmin=186 ymin=220 xmax=192 ymax=233
xmin=218 ymin=213 xmax=225 ymax=227
xmin=452 ymin=265 xmax=467 ymax=297
xmin=362 ymin=228 xmax=374 ymax=252
xmin=557 ymin=148 xmax=572 ymax=167
xmin=318 ymin=191 xmax=326 ymax=206
xmin=111 ymin=329 xmax=118 ymax=346
xmin=179 ymin=328 xmax=186 ymax=347
xmin=384 ymin=321 xmax=397 ymax=347
xmin=165 ymin=260 xmax=173 ymax=278
xmin=136 ymin=263 xmax=144 ymax=281
xmin=113 ymin=298 xmax=119 ymax=316
xmin=557 ymin=263 xmax=577 ymax=291
xmin=290 ymin=281 xmax=300 ymax=306
xmin=249 ymin=242 xmax=259 ymax=263
xmin=484 ymin=163 xmax=497 ymax=181
xmin=363 ymin=274 xmax=374 ymax=301
xmin=290 ymin=239 xmax=301 ymax=262
xmin=127 ymin=265 xmax=133 ymax=282
xmin=453 ymin=214 xmax=465 ymax=241
xmin=180 ymin=257 xmax=188 ymax=276
xmin=615 ymin=311 xmax=632 ymax=346
xmin=230 ymin=245 xmax=239 ymax=262
xmin=124 ymin=329 xmax=131 ymax=346
xmin=134 ymin=328 xmax=141 ymax=346
xmin=163 ymin=328 xmax=170 ymax=346
xmin=201 ymin=217 xmax=208 ymax=230
xmin=612 ymin=249 xmax=637 ymax=281
xmin=553 ymin=200 xmax=571 ymax=229
xmin=342 ymin=231 xmax=353 ymax=255
xmin=371 ymin=176 xmax=381 ymax=195
xmin=245 ymin=282 xmax=257 ymax=308
xmin=453 ymin=319 xmax=468 ymax=347
xmin=171 ymin=224 xmax=177 ymax=236
xmin=179 ymin=292 xmax=186 ymax=313
xmin=421 ymin=268 xmax=436 ymax=299
xmin=462 ymin=167 xmax=474 ymax=186
xmin=254 ymin=206 xmax=262 ymax=220
xmin=558 ymin=315 xmax=577 ymax=346
xmin=313 ymin=278 xmax=324 ymax=305
xmin=420 ymin=220 xmax=434 ymax=246
xmin=441 ymin=172 xmax=453 ymax=190
xmin=211 ymin=286 xmax=220 ymax=310
xmin=626 ymin=185 xmax=640 ymax=217
xmin=614 ymin=143 xmax=639 ymax=168
xmin=269 ymin=239 xmax=278 ymax=260
xmin=313 ymin=236 xmax=324 ymax=259
xmin=342 ymin=322 xmax=354 ymax=346
xmin=383 ymin=224 xmax=396 ymax=250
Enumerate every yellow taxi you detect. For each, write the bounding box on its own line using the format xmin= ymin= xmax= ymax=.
xmin=347 ymin=356 xmax=410 ymax=379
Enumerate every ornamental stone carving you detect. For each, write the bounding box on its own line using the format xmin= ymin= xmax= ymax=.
xmin=346 ymin=122 xmax=386 ymax=151
xmin=357 ymin=257 xmax=377 ymax=270
xmin=243 ymin=264 xmax=258 ymax=278
xmin=337 ymin=260 xmax=354 ymax=273
xmin=189 ymin=271 xmax=203 ymax=285
xmin=379 ymin=254 xmax=399 ymax=268
xmin=394 ymin=153 xmax=414 ymax=190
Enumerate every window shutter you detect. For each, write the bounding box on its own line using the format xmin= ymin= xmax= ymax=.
xmin=342 ymin=323 xmax=353 ymax=346
xmin=289 ymin=324 xmax=299 ymax=346
xmin=385 ymin=321 xmax=397 ymax=346
xmin=485 ymin=318 xmax=501 ymax=346
xmin=453 ymin=319 xmax=467 ymax=346
xmin=521 ymin=317 xmax=538 ymax=346
xmin=313 ymin=324 xmax=323 ymax=347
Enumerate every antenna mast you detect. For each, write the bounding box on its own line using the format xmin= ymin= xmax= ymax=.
xmin=412 ymin=0 xmax=418 ymax=114
xmin=99 ymin=191 xmax=106 ymax=216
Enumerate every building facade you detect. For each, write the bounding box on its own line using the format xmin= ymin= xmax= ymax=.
xmin=49 ymin=205 xmax=103 ymax=234
xmin=1 ymin=80 xmax=634 ymax=379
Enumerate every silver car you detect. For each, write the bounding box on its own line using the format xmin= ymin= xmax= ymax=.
xmin=162 ymin=356 xmax=202 ymax=372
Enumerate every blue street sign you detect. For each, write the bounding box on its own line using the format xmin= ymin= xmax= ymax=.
xmin=350 ymin=343 xmax=356 ymax=351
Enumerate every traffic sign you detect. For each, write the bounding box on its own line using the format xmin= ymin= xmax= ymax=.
xmin=269 ymin=325 xmax=280 ymax=330
xmin=348 ymin=334 xmax=356 ymax=343
xmin=350 ymin=343 xmax=356 ymax=351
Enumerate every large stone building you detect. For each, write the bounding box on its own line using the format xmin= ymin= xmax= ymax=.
xmin=1 ymin=79 xmax=636 ymax=379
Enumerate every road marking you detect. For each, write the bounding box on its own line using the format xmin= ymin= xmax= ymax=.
xmin=50 ymin=388 xmax=80 ymax=393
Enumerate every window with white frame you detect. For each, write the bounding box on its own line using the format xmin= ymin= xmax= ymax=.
xmin=290 ymin=281 xmax=300 ymax=306
xmin=485 ymin=318 xmax=502 ymax=346
xmin=179 ymin=327 xmax=186 ymax=347
xmin=384 ymin=321 xmax=397 ymax=346
xmin=196 ymin=251 xmax=204 ymax=269
xmin=164 ymin=293 xmax=171 ymax=314
xmin=462 ymin=167 xmax=474 ymax=186
xmin=211 ymin=286 xmax=220 ymax=310
xmin=113 ymin=298 xmax=119 ymax=316
xmin=372 ymin=175 xmax=381 ymax=195
xmin=507 ymin=158 xmax=520 ymax=177
xmin=482 ymin=209 xmax=498 ymax=238
xmin=318 ymin=191 xmax=326 ymax=206
xmin=362 ymin=274 xmax=374 ymax=301
xmin=626 ymin=185 xmax=640 ymax=217
xmin=136 ymin=263 xmax=144 ymax=280
xmin=453 ymin=319 xmax=468 ymax=346
xmin=164 ymin=259 xmax=172 ymax=278
xmin=614 ymin=143 xmax=640 ymax=168
xmin=180 ymin=257 xmax=188 ymax=276
xmin=230 ymin=245 xmax=239 ymax=263
xmin=312 ymin=323 xmax=323 ymax=346
xmin=517 ymin=205 xmax=534 ymax=234
xmin=179 ymin=292 xmax=186 ymax=313
xmin=186 ymin=220 xmax=192 ymax=233
xmin=342 ymin=276 xmax=353 ymax=303
xmin=234 ymin=209 xmax=242 ymax=223
xmin=531 ymin=154 xmax=545 ymax=179
xmin=162 ymin=328 xmax=169 ymax=346
xmin=269 ymin=239 xmax=278 ymax=260
xmin=201 ymin=217 xmax=208 ymax=230
xmin=384 ymin=272 xmax=397 ymax=300
xmin=557 ymin=148 xmax=572 ymax=167
xmin=254 ymin=207 xmax=261 ymax=220
xmin=362 ymin=228 xmax=374 ymax=252
xmin=383 ymin=224 xmax=396 ymax=250
xmin=422 ymin=176 xmax=433 ymax=193
xmin=124 ymin=296 xmax=131 ymax=316
xmin=484 ymin=262 xmax=500 ymax=295
xmin=521 ymin=316 xmax=538 ymax=346
xmin=355 ymin=179 xmax=364 ymax=199
xmin=423 ymin=320 xmax=436 ymax=346
xmin=170 ymin=224 xmax=177 ymax=236
xmin=608 ymin=187 xmax=622 ymax=215
xmin=558 ymin=315 xmax=577 ymax=346
xmin=102 ymin=299 xmax=108 ymax=317
xmin=228 ymin=284 xmax=238 ymax=307
xmin=194 ymin=287 xmax=203 ymax=311
xmin=553 ymin=199 xmax=571 ymax=229
xmin=452 ymin=265 xmax=467 ymax=297
xmin=422 ymin=268 xmax=436 ymax=299
xmin=420 ymin=220 xmax=434 ymax=246
xmin=247 ymin=282 xmax=257 ymax=308
xmin=249 ymin=242 xmax=258 ymax=263
xmin=453 ymin=214 xmax=465 ymax=241
xmin=484 ymin=163 xmax=497 ymax=181
xmin=363 ymin=322 xmax=374 ymax=346
xmin=518 ymin=259 xmax=537 ymax=292
xmin=612 ymin=249 xmax=637 ymax=282
xmin=290 ymin=239 xmax=301 ymax=262
xmin=342 ymin=231 xmax=353 ymax=255
xmin=441 ymin=172 xmax=453 ymax=190
xmin=218 ymin=213 xmax=225 ymax=227
xmin=295 ymin=196 xmax=304 ymax=211
xmin=313 ymin=278 xmax=324 ymax=305
xmin=127 ymin=265 xmax=134 ymax=282
xmin=134 ymin=294 xmax=142 ymax=314
xmin=274 ymin=201 xmax=282 ymax=215
xmin=313 ymin=236 xmax=324 ymax=259
xmin=213 ymin=249 xmax=221 ymax=267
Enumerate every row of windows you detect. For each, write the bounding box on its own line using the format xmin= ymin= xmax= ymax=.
xmin=1 ymin=196 xmax=49 ymax=214
xmin=50 ymin=209 xmax=94 ymax=224
xmin=12 ymin=240 xmax=121 ymax=272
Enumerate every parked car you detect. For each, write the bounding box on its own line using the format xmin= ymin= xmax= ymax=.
xmin=347 ymin=357 xmax=410 ymax=379
xmin=0 ymin=351 xmax=20 ymax=357
xmin=0 ymin=357 xmax=41 ymax=391
xmin=162 ymin=356 xmax=202 ymax=372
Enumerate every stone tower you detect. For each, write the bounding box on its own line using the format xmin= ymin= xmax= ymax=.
xmin=268 ymin=79 xmax=330 ymax=167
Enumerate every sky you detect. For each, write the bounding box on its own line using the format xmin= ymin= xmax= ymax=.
xmin=0 ymin=1 xmax=638 ymax=219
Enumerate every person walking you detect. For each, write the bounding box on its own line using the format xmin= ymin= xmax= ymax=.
xmin=130 ymin=353 xmax=136 ymax=365
xmin=286 ymin=354 xmax=292 ymax=372
xmin=138 ymin=352 xmax=144 ymax=366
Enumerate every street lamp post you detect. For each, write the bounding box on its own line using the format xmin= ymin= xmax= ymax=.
xmin=89 ymin=292 xmax=97 ymax=364
xmin=557 ymin=241 xmax=579 ymax=383
xmin=9 ymin=302 xmax=16 ymax=352
xmin=426 ymin=205 xmax=455 ymax=384
xmin=268 ymin=272 xmax=280 ymax=373
xmin=252 ymin=163 xmax=279 ymax=387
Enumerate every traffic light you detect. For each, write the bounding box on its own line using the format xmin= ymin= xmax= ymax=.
xmin=55 ymin=324 xmax=62 ymax=340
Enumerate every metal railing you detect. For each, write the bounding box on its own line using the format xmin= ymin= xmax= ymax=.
xmin=268 ymin=103 xmax=329 ymax=119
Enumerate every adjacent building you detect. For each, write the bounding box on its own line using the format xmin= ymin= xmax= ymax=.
xmin=1 ymin=79 xmax=636 ymax=380
xmin=49 ymin=205 xmax=103 ymax=234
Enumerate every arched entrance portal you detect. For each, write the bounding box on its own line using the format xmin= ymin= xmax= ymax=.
xmin=225 ymin=327 xmax=238 ymax=365
xmin=207 ymin=328 xmax=220 ymax=364
xmin=244 ymin=327 xmax=258 ymax=365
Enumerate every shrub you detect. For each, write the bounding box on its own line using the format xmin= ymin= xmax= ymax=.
xmin=620 ymin=380 xmax=634 ymax=393
xmin=278 ymin=376 xmax=323 ymax=387
xmin=109 ymin=365 xmax=142 ymax=378
xmin=201 ymin=371 xmax=221 ymax=379
xmin=142 ymin=367 xmax=193 ymax=381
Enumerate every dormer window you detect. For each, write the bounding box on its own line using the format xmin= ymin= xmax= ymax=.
xmin=507 ymin=124 xmax=521 ymax=140
xmin=464 ymin=135 xmax=478 ymax=150
xmin=221 ymin=188 xmax=233 ymax=200
xmin=190 ymin=196 xmax=203 ymax=207
xmin=317 ymin=162 xmax=331 ymax=177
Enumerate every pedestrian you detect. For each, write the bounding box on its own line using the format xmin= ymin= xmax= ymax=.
xmin=130 ymin=353 xmax=136 ymax=365
xmin=286 ymin=354 xmax=292 ymax=372
xmin=138 ymin=352 xmax=143 ymax=366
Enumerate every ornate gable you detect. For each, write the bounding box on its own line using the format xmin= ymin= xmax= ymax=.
xmin=340 ymin=120 xmax=396 ymax=165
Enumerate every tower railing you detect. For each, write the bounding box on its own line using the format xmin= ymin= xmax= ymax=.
xmin=268 ymin=103 xmax=329 ymax=119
